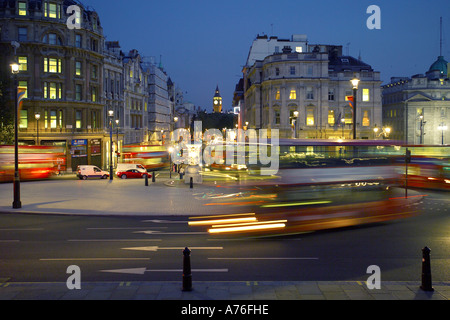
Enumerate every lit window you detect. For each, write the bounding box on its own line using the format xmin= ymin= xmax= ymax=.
xmin=19 ymin=109 xmax=28 ymax=129
xmin=44 ymin=57 xmax=62 ymax=73
xmin=275 ymin=89 xmax=280 ymax=100
xmin=18 ymin=56 xmax=27 ymax=72
xmin=50 ymin=110 xmax=57 ymax=129
xmin=91 ymin=87 xmax=97 ymax=102
xmin=307 ymin=108 xmax=315 ymax=126
xmin=75 ymin=61 xmax=82 ymax=76
xmin=295 ymin=47 xmax=302 ymax=53
xmin=328 ymin=110 xmax=335 ymax=126
xmin=362 ymin=110 xmax=370 ymax=127
xmin=45 ymin=2 xmax=60 ymax=19
xmin=130 ymin=69 xmax=133 ymax=78
xmin=44 ymin=82 xmax=62 ymax=99
xmin=289 ymin=89 xmax=297 ymax=100
xmin=18 ymin=81 xmax=28 ymax=99
xmin=363 ymin=88 xmax=370 ymax=102
xmin=76 ymin=111 xmax=82 ymax=129
xmin=18 ymin=1 xmax=27 ymax=16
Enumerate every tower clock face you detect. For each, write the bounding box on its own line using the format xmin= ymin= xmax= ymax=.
xmin=214 ymin=100 xmax=218 ymax=105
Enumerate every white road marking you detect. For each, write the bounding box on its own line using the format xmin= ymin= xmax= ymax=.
xmin=208 ymin=257 xmax=318 ymax=260
xmin=122 ymin=246 xmax=223 ymax=252
xmin=101 ymin=268 xmax=228 ymax=275
xmin=40 ymin=258 xmax=150 ymax=261
xmin=68 ymin=239 xmax=162 ymax=242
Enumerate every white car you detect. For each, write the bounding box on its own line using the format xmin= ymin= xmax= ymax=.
xmin=77 ymin=165 xmax=109 ymax=180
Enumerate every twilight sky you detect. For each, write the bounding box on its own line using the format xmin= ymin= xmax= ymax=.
xmin=85 ymin=0 xmax=450 ymax=112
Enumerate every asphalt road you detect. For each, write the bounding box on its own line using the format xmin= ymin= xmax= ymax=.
xmin=0 ymin=189 xmax=448 ymax=284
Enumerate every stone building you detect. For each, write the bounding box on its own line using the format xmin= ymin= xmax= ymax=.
xmin=242 ymin=38 xmax=382 ymax=139
xmin=0 ymin=0 xmax=106 ymax=171
xmin=382 ymin=55 xmax=450 ymax=145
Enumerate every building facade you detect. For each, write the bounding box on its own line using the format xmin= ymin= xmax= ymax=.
xmin=243 ymin=41 xmax=382 ymax=139
xmin=0 ymin=0 xmax=107 ymax=171
xmin=382 ymin=56 xmax=450 ymax=145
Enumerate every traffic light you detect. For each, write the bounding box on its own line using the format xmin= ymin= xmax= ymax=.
xmin=405 ymin=149 xmax=411 ymax=163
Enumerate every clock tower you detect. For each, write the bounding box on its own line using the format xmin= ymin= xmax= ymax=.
xmin=213 ymin=85 xmax=223 ymax=113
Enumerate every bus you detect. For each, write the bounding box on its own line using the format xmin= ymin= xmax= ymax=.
xmin=0 ymin=146 xmax=66 ymax=182
xmin=121 ymin=144 xmax=168 ymax=171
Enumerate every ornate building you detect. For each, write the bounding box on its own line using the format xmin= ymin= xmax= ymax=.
xmin=0 ymin=0 xmax=107 ymax=171
xmin=382 ymin=55 xmax=450 ymax=145
xmin=242 ymin=41 xmax=382 ymax=139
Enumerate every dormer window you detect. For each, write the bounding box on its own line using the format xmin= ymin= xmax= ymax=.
xmin=44 ymin=2 xmax=61 ymax=19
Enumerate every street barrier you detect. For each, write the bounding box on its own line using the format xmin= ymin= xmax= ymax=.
xmin=420 ymin=246 xmax=434 ymax=292
xmin=182 ymin=247 xmax=192 ymax=291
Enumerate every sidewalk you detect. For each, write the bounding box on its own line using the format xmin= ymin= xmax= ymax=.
xmin=1 ymin=279 xmax=449 ymax=300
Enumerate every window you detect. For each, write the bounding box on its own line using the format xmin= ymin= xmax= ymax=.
xmin=50 ymin=110 xmax=57 ymax=129
xmin=307 ymin=108 xmax=315 ymax=126
xmin=59 ymin=110 xmax=63 ymax=128
xmin=328 ymin=89 xmax=335 ymax=101
xmin=275 ymin=89 xmax=280 ymax=100
xmin=18 ymin=81 xmax=28 ymax=99
xmin=44 ymin=57 xmax=62 ymax=73
xmin=290 ymin=66 xmax=296 ymax=75
xmin=328 ymin=110 xmax=335 ymax=126
xmin=130 ymin=68 xmax=133 ymax=78
xmin=307 ymin=66 xmax=313 ymax=76
xmin=75 ymin=84 xmax=82 ymax=101
xmin=19 ymin=110 xmax=28 ymax=129
xmin=18 ymin=27 xmax=27 ymax=41
xmin=44 ymin=82 xmax=62 ymax=100
xmin=91 ymin=87 xmax=97 ymax=102
xmin=274 ymin=110 xmax=280 ymax=125
xmin=75 ymin=34 xmax=82 ymax=48
xmin=18 ymin=56 xmax=27 ymax=72
xmin=75 ymin=111 xmax=82 ymax=129
xmin=91 ymin=65 xmax=97 ymax=79
xmin=306 ymin=87 xmax=314 ymax=100
xmin=289 ymin=89 xmax=297 ymax=100
xmin=75 ymin=61 xmax=82 ymax=76
xmin=44 ymin=111 xmax=48 ymax=129
xmin=18 ymin=1 xmax=27 ymax=16
xmin=295 ymin=46 xmax=302 ymax=53
xmin=45 ymin=2 xmax=60 ymax=19
xmin=362 ymin=110 xmax=370 ymax=127
xmin=363 ymin=88 xmax=370 ymax=102
xmin=274 ymin=46 xmax=279 ymax=53
xmin=275 ymin=68 xmax=280 ymax=76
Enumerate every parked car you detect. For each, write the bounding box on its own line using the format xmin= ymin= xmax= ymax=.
xmin=115 ymin=163 xmax=147 ymax=176
xmin=117 ymin=169 xmax=151 ymax=179
xmin=77 ymin=165 xmax=109 ymax=180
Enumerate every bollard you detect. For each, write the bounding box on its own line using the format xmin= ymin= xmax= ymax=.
xmin=420 ymin=246 xmax=434 ymax=292
xmin=152 ymin=171 xmax=155 ymax=183
xmin=190 ymin=177 xmax=193 ymax=189
xmin=145 ymin=173 xmax=148 ymax=186
xmin=182 ymin=247 xmax=192 ymax=291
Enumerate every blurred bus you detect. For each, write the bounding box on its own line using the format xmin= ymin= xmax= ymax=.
xmin=121 ymin=144 xmax=168 ymax=171
xmin=0 ymin=146 xmax=66 ymax=182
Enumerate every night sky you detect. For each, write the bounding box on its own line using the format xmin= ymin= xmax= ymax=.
xmin=85 ymin=0 xmax=450 ymax=112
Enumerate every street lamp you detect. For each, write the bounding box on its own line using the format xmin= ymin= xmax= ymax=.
xmin=373 ymin=125 xmax=379 ymax=140
xmin=11 ymin=58 xmax=21 ymax=209
xmin=35 ymin=113 xmax=40 ymax=146
xmin=115 ymin=119 xmax=120 ymax=165
xmin=293 ymin=111 xmax=299 ymax=138
xmin=108 ymin=110 xmax=114 ymax=180
xmin=350 ymin=77 xmax=360 ymax=140
xmin=438 ymin=123 xmax=447 ymax=145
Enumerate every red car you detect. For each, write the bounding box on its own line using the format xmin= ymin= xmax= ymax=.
xmin=117 ymin=169 xmax=150 ymax=179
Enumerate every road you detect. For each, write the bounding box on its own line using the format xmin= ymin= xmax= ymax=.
xmin=0 ymin=189 xmax=448 ymax=284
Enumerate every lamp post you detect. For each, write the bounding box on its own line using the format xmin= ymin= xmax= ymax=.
xmin=115 ymin=119 xmax=119 ymax=165
xmin=11 ymin=59 xmax=21 ymax=209
xmin=168 ymin=146 xmax=174 ymax=178
xmin=293 ymin=111 xmax=299 ymax=138
xmin=108 ymin=110 xmax=114 ymax=180
xmin=35 ymin=113 xmax=40 ymax=146
xmin=373 ymin=125 xmax=379 ymax=140
xmin=419 ymin=115 xmax=426 ymax=144
xmin=350 ymin=78 xmax=360 ymax=140
xmin=438 ymin=123 xmax=447 ymax=145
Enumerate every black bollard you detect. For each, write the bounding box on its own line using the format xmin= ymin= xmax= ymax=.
xmin=152 ymin=171 xmax=155 ymax=183
xmin=145 ymin=174 xmax=148 ymax=186
xmin=190 ymin=177 xmax=193 ymax=189
xmin=182 ymin=247 xmax=192 ymax=291
xmin=420 ymin=246 xmax=434 ymax=292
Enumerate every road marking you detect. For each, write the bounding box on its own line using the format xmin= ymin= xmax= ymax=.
xmin=208 ymin=257 xmax=318 ymax=260
xmin=68 ymin=239 xmax=162 ymax=242
xmin=40 ymin=258 xmax=151 ymax=261
xmin=141 ymin=219 xmax=187 ymax=224
xmin=122 ymin=246 xmax=223 ymax=252
xmin=0 ymin=228 xmax=44 ymax=231
xmin=133 ymin=230 xmax=208 ymax=235
xmin=101 ymin=268 xmax=228 ymax=275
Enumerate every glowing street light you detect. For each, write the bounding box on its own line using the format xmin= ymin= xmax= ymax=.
xmin=350 ymin=77 xmax=360 ymax=139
